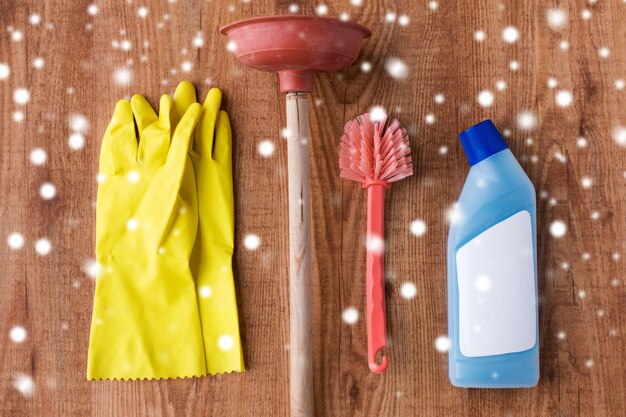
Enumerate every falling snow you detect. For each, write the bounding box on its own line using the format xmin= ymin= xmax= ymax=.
xmin=39 ymin=182 xmax=57 ymax=200
xmin=547 ymin=9 xmax=567 ymax=29
xmin=126 ymin=218 xmax=139 ymax=231
xmin=517 ymin=111 xmax=537 ymax=131
xmin=502 ymin=26 xmax=520 ymax=44
xmin=0 ymin=62 xmax=10 ymax=79
xmin=315 ymin=4 xmax=328 ymax=16
xmin=410 ymin=219 xmax=427 ymax=237
xmin=613 ymin=126 xmax=626 ymax=147
xmin=226 ymin=40 xmax=237 ymax=53
xmin=342 ymin=307 xmax=359 ymax=324
xmin=7 ymin=232 xmax=25 ymax=250
xmin=385 ymin=58 xmax=409 ymax=80
xmin=13 ymin=374 xmax=35 ymax=397
xmin=32 ymin=57 xmax=45 ymax=69
xmin=13 ymin=88 xmax=31 ymax=105
xmin=243 ymin=233 xmax=261 ymax=250
xmin=400 ymin=282 xmax=418 ymax=299
xmin=35 ymin=238 xmax=52 ymax=256
xmin=598 ymin=47 xmax=610 ymax=58
xmin=9 ymin=326 xmax=28 ymax=343
xmin=398 ymin=15 xmax=410 ymax=26
xmin=29 ymin=14 xmax=41 ymax=26
xmin=550 ymin=220 xmax=567 ymax=238
xmin=258 ymin=140 xmax=275 ymax=157
xmin=581 ymin=176 xmax=593 ymax=189
xmin=434 ymin=335 xmax=450 ymax=353
xmin=83 ymin=259 xmax=99 ymax=279
xmin=369 ymin=105 xmax=387 ymax=122
xmin=547 ymin=77 xmax=558 ymax=88
xmin=581 ymin=9 xmax=592 ymax=20
xmin=87 ymin=4 xmax=99 ymax=16
xmin=218 ymin=334 xmax=234 ymax=351
xmin=137 ymin=6 xmax=149 ymax=18
xmin=69 ymin=113 xmax=89 ymax=133
xmin=477 ymin=90 xmax=495 ymax=107
xmin=555 ymin=90 xmax=573 ymax=107
xmin=68 ymin=133 xmax=85 ymax=150
xmin=30 ymin=148 xmax=47 ymax=165
xmin=199 ymin=285 xmax=212 ymax=298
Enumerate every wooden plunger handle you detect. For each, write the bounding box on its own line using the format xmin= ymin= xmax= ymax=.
xmin=285 ymin=92 xmax=314 ymax=417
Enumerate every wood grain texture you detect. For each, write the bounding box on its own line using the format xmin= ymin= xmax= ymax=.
xmin=0 ymin=1 xmax=624 ymax=416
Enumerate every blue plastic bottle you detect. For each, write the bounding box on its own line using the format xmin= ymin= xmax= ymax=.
xmin=447 ymin=120 xmax=539 ymax=388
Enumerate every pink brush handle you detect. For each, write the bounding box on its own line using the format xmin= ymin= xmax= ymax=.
xmin=366 ymin=182 xmax=388 ymax=373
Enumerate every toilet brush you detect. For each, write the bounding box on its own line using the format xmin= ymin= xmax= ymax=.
xmin=339 ymin=113 xmax=413 ymax=373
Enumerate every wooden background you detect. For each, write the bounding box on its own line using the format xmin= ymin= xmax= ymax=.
xmin=1 ymin=0 xmax=625 ymax=416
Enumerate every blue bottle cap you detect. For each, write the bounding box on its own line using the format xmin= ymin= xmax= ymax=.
xmin=459 ymin=119 xmax=508 ymax=166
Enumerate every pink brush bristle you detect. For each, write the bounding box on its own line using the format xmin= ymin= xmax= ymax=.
xmin=339 ymin=114 xmax=413 ymax=185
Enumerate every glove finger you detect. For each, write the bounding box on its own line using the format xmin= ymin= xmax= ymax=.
xmin=213 ymin=110 xmax=232 ymax=168
xmin=157 ymin=94 xmax=173 ymax=131
xmin=194 ymin=88 xmax=222 ymax=157
xmin=172 ymin=81 xmax=197 ymax=129
xmin=130 ymin=94 xmax=157 ymax=135
xmin=167 ymin=103 xmax=202 ymax=167
xmin=135 ymin=95 xmax=171 ymax=167
xmin=105 ymin=99 xmax=138 ymax=171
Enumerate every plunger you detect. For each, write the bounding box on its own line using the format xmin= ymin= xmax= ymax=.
xmin=221 ymin=16 xmax=371 ymax=417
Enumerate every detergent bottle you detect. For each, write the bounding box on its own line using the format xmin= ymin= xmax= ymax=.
xmin=447 ymin=119 xmax=539 ymax=388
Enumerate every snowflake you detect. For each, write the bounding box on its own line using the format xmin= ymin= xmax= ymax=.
xmin=369 ymin=105 xmax=386 ymax=122
xmin=549 ymin=220 xmax=567 ymax=238
xmin=502 ymin=26 xmax=520 ymax=43
xmin=9 ymin=326 xmax=27 ymax=343
xmin=243 ymin=233 xmax=261 ymax=250
xmin=34 ymin=238 xmax=52 ymax=256
xmin=39 ymin=182 xmax=57 ymax=200
xmin=30 ymin=148 xmax=47 ymax=165
xmin=87 ymin=4 xmax=99 ymax=16
xmin=546 ymin=8 xmax=567 ymax=29
xmin=555 ymin=90 xmax=573 ymax=107
xmin=257 ymin=140 xmax=275 ymax=158
xmin=400 ymin=282 xmax=418 ymax=299
xmin=434 ymin=335 xmax=450 ymax=352
xmin=315 ymin=4 xmax=328 ymax=16
xmin=410 ymin=219 xmax=427 ymax=237
xmin=385 ymin=58 xmax=408 ymax=79
xmin=477 ymin=90 xmax=494 ymax=107
xmin=13 ymin=88 xmax=31 ymax=105
xmin=0 ymin=62 xmax=10 ymax=79
xmin=342 ymin=307 xmax=359 ymax=324
xmin=7 ymin=232 xmax=25 ymax=249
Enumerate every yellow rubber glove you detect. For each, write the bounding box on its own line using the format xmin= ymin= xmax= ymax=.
xmin=87 ymin=96 xmax=207 ymax=380
xmin=171 ymin=81 xmax=244 ymax=374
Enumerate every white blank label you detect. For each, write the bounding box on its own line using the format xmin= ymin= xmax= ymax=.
xmin=456 ymin=210 xmax=537 ymax=357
